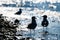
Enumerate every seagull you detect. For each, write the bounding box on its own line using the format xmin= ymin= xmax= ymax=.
xmin=41 ymin=15 xmax=49 ymax=37
xmin=27 ymin=16 xmax=37 ymax=37
xmin=15 ymin=9 xmax=22 ymax=15
xmin=41 ymin=15 xmax=49 ymax=27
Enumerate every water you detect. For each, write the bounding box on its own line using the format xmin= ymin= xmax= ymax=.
xmin=0 ymin=1 xmax=60 ymax=40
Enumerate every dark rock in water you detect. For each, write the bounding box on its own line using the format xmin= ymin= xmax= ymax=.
xmin=26 ymin=37 xmax=35 ymax=40
xmin=41 ymin=39 xmax=45 ymax=40
xmin=8 ymin=39 xmax=13 ymax=40
xmin=44 ymin=31 xmax=48 ymax=34
xmin=14 ymin=19 xmax=19 ymax=24
xmin=16 ymin=34 xmax=22 ymax=36
xmin=0 ymin=15 xmax=18 ymax=40
xmin=13 ymin=37 xmax=17 ymax=40
xmin=26 ymin=37 xmax=31 ymax=40
xmin=15 ymin=9 xmax=22 ymax=15
xmin=20 ymin=38 xmax=25 ymax=40
xmin=20 ymin=37 xmax=35 ymax=40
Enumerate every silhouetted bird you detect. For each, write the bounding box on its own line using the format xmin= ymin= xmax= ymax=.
xmin=27 ymin=16 xmax=37 ymax=36
xmin=41 ymin=15 xmax=49 ymax=27
xmin=27 ymin=16 xmax=37 ymax=29
xmin=15 ymin=9 xmax=22 ymax=15
xmin=41 ymin=15 xmax=49 ymax=36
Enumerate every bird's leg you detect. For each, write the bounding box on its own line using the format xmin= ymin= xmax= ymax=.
xmin=46 ymin=27 xmax=47 ymax=31
xmin=34 ymin=29 xmax=35 ymax=36
xmin=30 ymin=29 xmax=31 ymax=37
xmin=43 ymin=27 xmax=44 ymax=33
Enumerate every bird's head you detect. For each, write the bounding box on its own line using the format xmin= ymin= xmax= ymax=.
xmin=42 ymin=15 xmax=47 ymax=18
xmin=19 ymin=9 xmax=22 ymax=11
xmin=32 ymin=16 xmax=36 ymax=19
